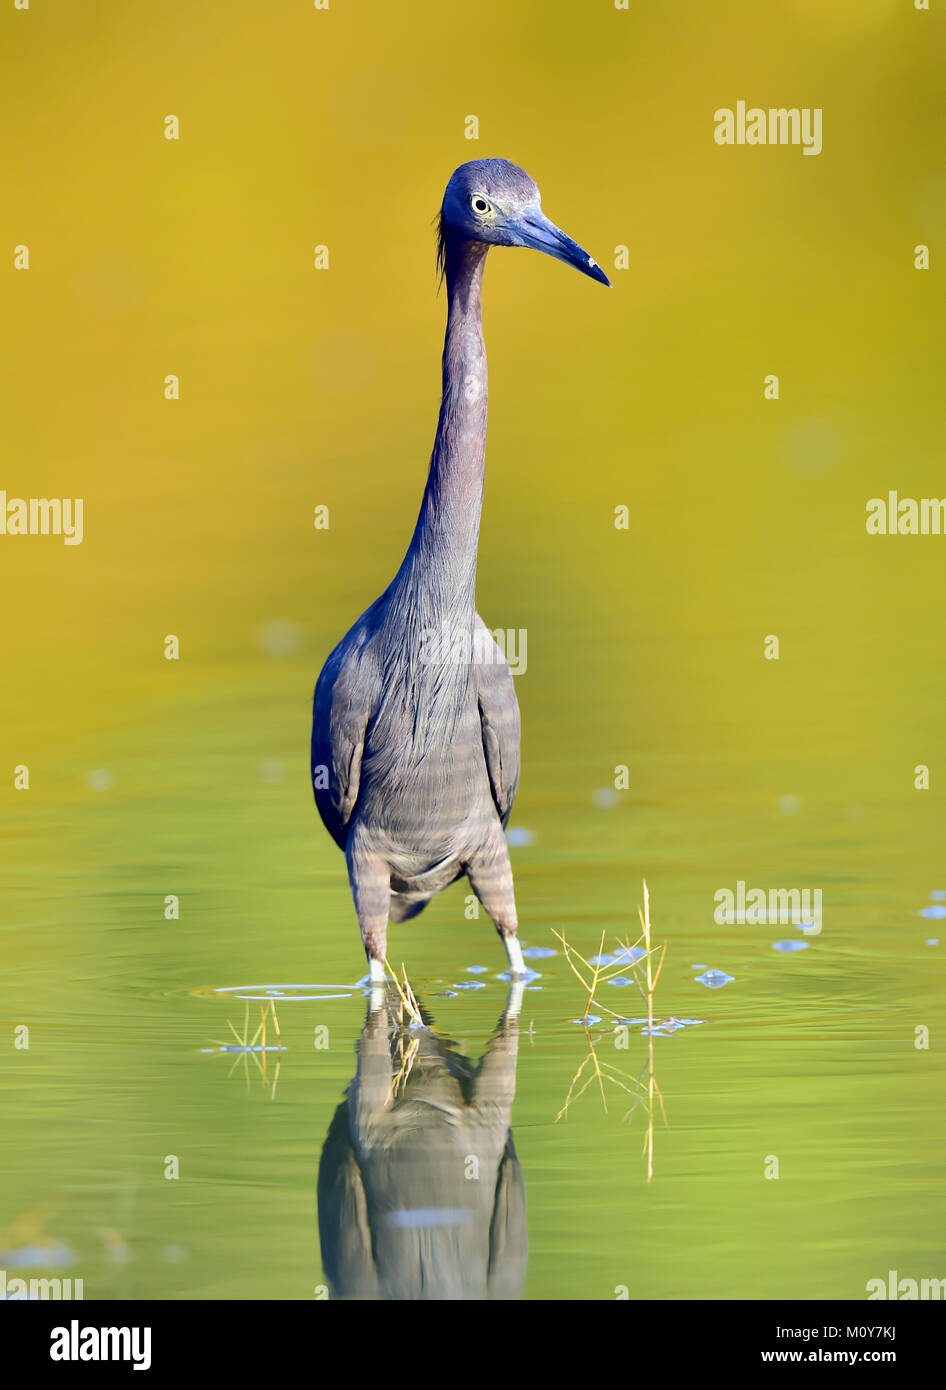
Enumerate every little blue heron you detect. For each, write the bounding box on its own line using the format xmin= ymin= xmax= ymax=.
xmin=312 ymin=158 xmax=609 ymax=986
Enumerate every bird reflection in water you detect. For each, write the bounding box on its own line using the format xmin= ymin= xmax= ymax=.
xmin=317 ymin=979 xmax=527 ymax=1299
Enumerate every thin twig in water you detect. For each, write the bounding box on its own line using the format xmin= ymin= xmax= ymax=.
xmin=555 ymin=879 xmax=669 ymax=1179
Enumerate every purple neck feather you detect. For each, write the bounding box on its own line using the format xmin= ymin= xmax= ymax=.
xmin=393 ymin=239 xmax=489 ymax=622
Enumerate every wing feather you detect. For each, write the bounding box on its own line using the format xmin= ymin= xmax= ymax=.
xmin=311 ymin=632 xmax=377 ymax=847
xmin=474 ymin=614 xmax=521 ymax=826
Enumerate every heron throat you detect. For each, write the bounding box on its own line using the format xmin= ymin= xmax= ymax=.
xmin=394 ymin=239 xmax=489 ymax=631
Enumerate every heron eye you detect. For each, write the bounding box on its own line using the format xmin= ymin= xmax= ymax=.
xmin=470 ymin=194 xmax=493 ymax=216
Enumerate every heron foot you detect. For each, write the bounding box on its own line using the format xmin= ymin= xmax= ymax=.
xmin=366 ymin=956 xmax=386 ymax=1012
xmin=503 ymin=934 xmax=526 ymax=979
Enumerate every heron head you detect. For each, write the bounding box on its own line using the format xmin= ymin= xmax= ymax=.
xmin=438 ymin=158 xmax=611 ymax=287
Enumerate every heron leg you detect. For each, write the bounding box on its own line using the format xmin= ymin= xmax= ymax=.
xmin=346 ymin=838 xmax=391 ymax=991
xmin=466 ymin=822 xmax=526 ymax=978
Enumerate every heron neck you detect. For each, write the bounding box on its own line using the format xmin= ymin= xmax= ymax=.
xmin=397 ymin=239 xmax=489 ymax=619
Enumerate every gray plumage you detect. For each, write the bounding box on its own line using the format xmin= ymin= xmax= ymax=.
xmin=311 ymin=158 xmax=609 ymax=980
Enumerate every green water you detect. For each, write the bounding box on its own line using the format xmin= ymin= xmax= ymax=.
xmin=3 ymin=607 xmax=943 ymax=1299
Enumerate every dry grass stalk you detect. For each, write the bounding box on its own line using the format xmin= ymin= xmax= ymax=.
xmin=555 ymin=879 xmax=668 ymax=1179
xmin=212 ymin=999 xmax=283 ymax=1098
xmin=383 ymin=957 xmax=424 ymax=1027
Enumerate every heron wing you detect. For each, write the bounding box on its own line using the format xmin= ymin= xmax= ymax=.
xmin=311 ymin=630 xmax=377 ymax=848
xmin=474 ymin=613 xmax=521 ymax=827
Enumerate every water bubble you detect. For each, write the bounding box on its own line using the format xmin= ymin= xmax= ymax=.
xmin=573 ymin=1015 xmax=602 ymax=1026
xmin=772 ymin=939 xmax=809 ymax=952
xmin=613 ymin=945 xmax=646 ymax=964
xmin=87 ymin=769 xmax=114 ymax=792
xmin=588 ymin=948 xmax=644 ymax=967
xmin=466 ymin=965 xmax=488 ymax=974
xmin=920 ymin=905 xmax=946 ymax=919
xmin=521 ymin=946 xmax=557 ymax=959
xmin=694 ymin=969 xmax=734 ymax=989
xmin=640 ymin=1017 xmax=705 ymax=1036
xmin=778 ymin=794 xmax=801 ymax=815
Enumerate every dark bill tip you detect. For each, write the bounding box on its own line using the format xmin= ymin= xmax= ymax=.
xmin=517 ymin=212 xmax=612 ymax=287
